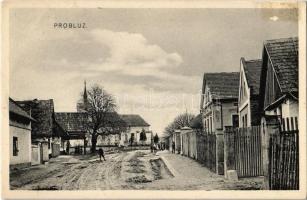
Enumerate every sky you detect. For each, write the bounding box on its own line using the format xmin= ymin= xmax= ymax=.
xmin=9 ymin=8 xmax=298 ymax=134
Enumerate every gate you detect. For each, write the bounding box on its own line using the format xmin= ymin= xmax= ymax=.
xmin=196 ymin=133 xmax=216 ymax=173
xmin=269 ymin=117 xmax=299 ymax=190
xmin=225 ymin=126 xmax=263 ymax=177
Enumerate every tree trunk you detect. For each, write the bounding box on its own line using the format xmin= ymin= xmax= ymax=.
xmin=91 ymin=134 xmax=97 ymax=153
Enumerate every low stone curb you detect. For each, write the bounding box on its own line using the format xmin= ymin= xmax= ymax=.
xmin=159 ymin=155 xmax=180 ymax=177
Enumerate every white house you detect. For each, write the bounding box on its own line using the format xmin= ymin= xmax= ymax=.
xmin=9 ymin=98 xmax=35 ymax=169
xmin=120 ymin=114 xmax=151 ymax=146
xmin=238 ymin=58 xmax=262 ymax=128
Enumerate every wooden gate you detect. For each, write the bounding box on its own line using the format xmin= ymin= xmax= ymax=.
xmin=196 ymin=133 xmax=216 ymax=172
xmin=206 ymin=134 xmax=216 ymax=172
xmin=196 ymin=134 xmax=206 ymax=163
xmin=225 ymin=126 xmax=263 ymax=177
xmin=269 ymin=117 xmax=299 ymax=190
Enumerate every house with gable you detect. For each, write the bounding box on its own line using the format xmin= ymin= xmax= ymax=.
xmin=9 ymin=98 xmax=35 ymax=169
xmin=120 ymin=114 xmax=151 ymax=146
xmin=55 ymin=112 xmax=88 ymax=154
xmin=17 ymin=99 xmax=68 ymax=159
xmin=200 ymin=72 xmax=240 ymax=133
xmin=200 ymin=72 xmax=240 ymax=174
xmin=258 ymin=37 xmax=298 ymax=130
xmin=238 ymin=58 xmax=262 ymax=128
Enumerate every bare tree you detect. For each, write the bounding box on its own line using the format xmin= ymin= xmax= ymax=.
xmin=164 ymin=113 xmax=195 ymax=136
xmin=85 ymin=85 xmax=124 ymax=153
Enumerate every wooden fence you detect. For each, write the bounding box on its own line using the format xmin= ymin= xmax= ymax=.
xmin=269 ymin=117 xmax=299 ymax=190
xmin=225 ymin=126 xmax=263 ymax=177
xmin=196 ymin=133 xmax=216 ymax=173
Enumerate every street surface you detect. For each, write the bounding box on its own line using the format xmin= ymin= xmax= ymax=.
xmin=10 ymin=150 xmax=263 ymax=190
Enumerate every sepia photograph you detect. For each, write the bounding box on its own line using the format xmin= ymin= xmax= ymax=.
xmin=1 ymin=1 xmax=306 ymax=199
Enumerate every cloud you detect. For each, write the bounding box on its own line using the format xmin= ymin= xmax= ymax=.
xmin=86 ymin=29 xmax=183 ymax=76
xmin=270 ymin=16 xmax=279 ymax=21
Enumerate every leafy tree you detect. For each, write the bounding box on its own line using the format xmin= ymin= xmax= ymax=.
xmin=153 ymin=133 xmax=159 ymax=144
xmin=139 ymin=129 xmax=147 ymax=145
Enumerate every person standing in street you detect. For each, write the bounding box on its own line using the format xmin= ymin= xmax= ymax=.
xmin=172 ymin=141 xmax=175 ymax=154
xmin=98 ymin=148 xmax=106 ymax=161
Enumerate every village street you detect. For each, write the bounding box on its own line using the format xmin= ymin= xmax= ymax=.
xmin=10 ymin=150 xmax=263 ymax=190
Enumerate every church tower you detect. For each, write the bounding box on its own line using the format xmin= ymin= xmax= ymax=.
xmin=76 ymin=80 xmax=88 ymax=112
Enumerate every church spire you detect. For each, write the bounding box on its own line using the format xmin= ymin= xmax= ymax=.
xmin=83 ymin=80 xmax=87 ymax=100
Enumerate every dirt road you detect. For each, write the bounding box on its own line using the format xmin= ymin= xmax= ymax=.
xmin=10 ymin=150 xmax=172 ymax=190
xmin=10 ymin=150 xmax=262 ymax=190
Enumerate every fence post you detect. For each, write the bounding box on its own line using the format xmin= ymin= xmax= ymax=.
xmin=261 ymin=115 xmax=280 ymax=189
xmin=216 ymin=130 xmax=224 ymax=175
xmin=224 ymin=126 xmax=236 ymax=179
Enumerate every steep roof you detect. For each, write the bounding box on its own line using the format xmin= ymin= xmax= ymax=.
xmin=120 ymin=114 xmax=150 ymax=127
xmin=203 ymin=72 xmax=240 ymax=99
xmin=55 ymin=112 xmax=88 ymax=133
xmin=17 ymin=99 xmax=55 ymax=138
xmin=264 ymin=37 xmax=298 ymax=93
xmin=189 ymin=114 xmax=203 ymax=129
xmin=55 ymin=112 xmax=127 ymax=134
xmin=241 ymin=58 xmax=262 ymax=96
xmin=9 ymin=98 xmax=35 ymax=121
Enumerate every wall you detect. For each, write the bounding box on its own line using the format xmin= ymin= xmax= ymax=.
xmin=10 ymin=126 xmax=31 ymax=165
xmin=239 ymin=104 xmax=249 ymax=128
xmin=221 ymin=101 xmax=238 ymax=129
xmin=281 ymin=99 xmax=298 ymax=118
xmin=70 ymin=139 xmax=84 ymax=147
xmin=120 ymin=126 xmax=151 ymax=145
xmin=97 ymin=134 xmax=120 ymax=146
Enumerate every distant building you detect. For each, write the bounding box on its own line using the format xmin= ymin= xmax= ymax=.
xmin=259 ymin=37 xmax=298 ymax=129
xmin=238 ymin=58 xmax=262 ymax=128
xmin=55 ymin=112 xmax=127 ymax=151
xmin=55 ymin=112 xmax=88 ymax=154
xmin=17 ymin=99 xmax=68 ymax=159
xmin=200 ymin=72 xmax=240 ymax=133
xmin=57 ymin=82 xmax=152 ymax=150
xmin=120 ymin=114 xmax=151 ymax=146
xmin=9 ymin=98 xmax=35 ymax=169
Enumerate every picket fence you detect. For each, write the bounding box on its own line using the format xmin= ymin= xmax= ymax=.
xmin=225 ymin=126 xmax=263 ymax=178
xmin=196 ymin=133 xmax=216 ymax=173
xmin=269 ymin=117 xmax=299 ymax=190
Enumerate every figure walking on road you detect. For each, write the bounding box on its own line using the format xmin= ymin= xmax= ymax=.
xmin=98 ymin=148 xmax=106 ymax=161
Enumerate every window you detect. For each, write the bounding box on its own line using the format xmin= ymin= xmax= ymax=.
xmin=244 ymin=114 xmax=248 ymax=127
xmin=232 ymin=114 xmax=239 ymax=128
xmin=13 ymin=137 xmax=18 ymax=156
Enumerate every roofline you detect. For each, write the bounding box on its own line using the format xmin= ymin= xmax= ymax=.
xmin=264 ymin=37 xmax=298 ymax=45
xmin=9 ymin=98 xmax=36 ymax=121
xmin=263 ymin=44 xmax=283 ymax=93
xmin=127 ymin=125 xmax=150 ymax=127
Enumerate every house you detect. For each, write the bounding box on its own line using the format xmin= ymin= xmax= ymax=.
xmin=200 ymin=72 xmax=240 ymax=174
xmin=200 ymin=72 xmax=240 ymax=133
xmin=55 ymin=112 xmax=127 ymax=153
xmin=258 ymin=37 xmax=298 ymax=130
xmin=9 ymin=98 xmax=35 ymax=169
xmin=17 ymin=99 xmax=68 ymax=159
xmin=238 ymin=58 xmax=262 ymax=128
xmin=55 ymin=112 xmax=88 ymax=154
xmin=120 ymin=114 xmax=151 ymax=146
